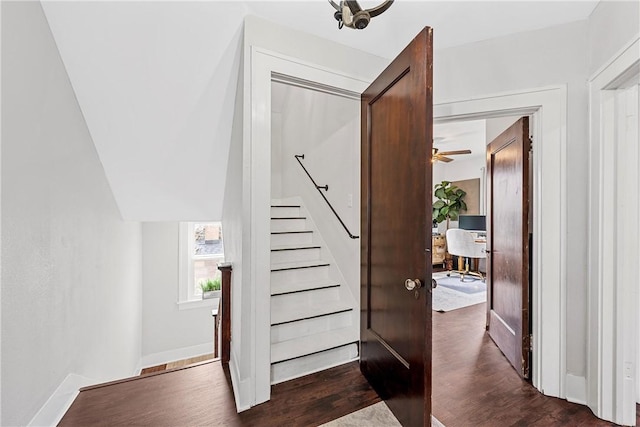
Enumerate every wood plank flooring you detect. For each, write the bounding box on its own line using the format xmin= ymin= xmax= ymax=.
xmin=59 ymin=361 xmax=380 ymax=426
xmin=60 ymin=301 xmax=635 ymax=426
xmin=432 ymin=302 xmax=617 ymax=427
xmin=139 ymin=353 xmax=214 ymax=375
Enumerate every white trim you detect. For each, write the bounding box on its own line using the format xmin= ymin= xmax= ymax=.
xmin=566 ymin=374 xmax=587 ymax=405
xmin=229 ymin=346 xmax=251 ymax=412
xmin=140 ymin=343 xmax=213 ymax=368
xmin=434 ymin=84 xmax=568 ymax=398
xmin=28 ymin=373 xmax=97 ymax=427
xmin=1 ymin=2 xmax=4 ymax=422
xmin=587 ymin=35 xmax=640 ymax=425
xmin=588 ymin=33 xmax=640 ymax=83
xmin=246 ymin=46 xmax=370 ymax=409
xmin=177 ymin=297 xmax=219 ymax=311
xmin=178 ymin=222 xmax=224 ymax=303
xmin=178 ymin=222 xmax=189 ymax=302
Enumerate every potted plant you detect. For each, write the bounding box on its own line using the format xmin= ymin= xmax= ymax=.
xmin=432 ymin=180 xmax=467 ymax=271
xmin=200 ymin=277 xmax=221 ymax=299
xmin=432 ymin=180 xmax=467 ymax=230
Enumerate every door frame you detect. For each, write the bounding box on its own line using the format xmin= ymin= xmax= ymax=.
xmin=244 ymin=46 xmax=371 ymax=410
xmin=245 ymin=47 xmax=567 ymax=412
xmin=587 ymin=35 xmax=640 ymax=425
xmin=434 ymin=85 xmax=567 ymax=399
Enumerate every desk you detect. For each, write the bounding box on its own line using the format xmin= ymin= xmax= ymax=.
xmin=472 ymin=238 xmax=486 ymax=273
xmin=432 ymin=235 xmax=446 ymax=265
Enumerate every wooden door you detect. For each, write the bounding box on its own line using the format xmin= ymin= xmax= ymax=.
xmin=486 ymin=117 xmax=531 ymax=379
xmin=360 ymin=27 xmax=433 ymax=427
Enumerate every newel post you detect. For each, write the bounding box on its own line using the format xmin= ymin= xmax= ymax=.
xmin=217 ymin=262 xmax=232 ymax=364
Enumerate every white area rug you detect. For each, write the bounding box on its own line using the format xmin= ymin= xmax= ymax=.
xmin=319 ymin=402 xmax=444 ymax=427
xmin=432 ymin=272 xmax=486 ymax=312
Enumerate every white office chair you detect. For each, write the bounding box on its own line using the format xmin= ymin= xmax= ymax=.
xmin=445 ymin=228 xmax=486 ymax=281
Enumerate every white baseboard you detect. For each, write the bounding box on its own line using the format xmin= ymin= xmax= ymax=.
xmin=28 ymin=373 xmax=97 ymax=427
xmin=140 ymin=342 xmax=213 ymax=368
xmin=566 ymin=373 xmax=587 ymax=405
xmin=229 ymin=347 xmax=251 ymax=412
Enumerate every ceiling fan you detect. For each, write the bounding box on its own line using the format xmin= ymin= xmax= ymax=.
xmin=328 ymin=0 xmax=394 ymax=30
xmin=432 ymin=147 xmax=472 ymax=163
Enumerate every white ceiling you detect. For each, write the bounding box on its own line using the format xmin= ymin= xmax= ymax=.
xmin=40 ymin=1 xmax=599 ymax=221
xmin=434 ymin=119 xmax=486 ymax=163
xmin=246 ymin=1 xmax=599 ymax=55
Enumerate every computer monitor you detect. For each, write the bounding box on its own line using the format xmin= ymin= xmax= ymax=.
xmin=458 ymin=215 xmax=486 ymax=231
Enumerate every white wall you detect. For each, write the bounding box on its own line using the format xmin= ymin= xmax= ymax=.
xmin=40 ymin=2 xmax=247 ymax=221
xmin=221 ymin=39 xmax=247 ymax=408
xmin=433 ymin=155 xmax=486 ymax=233
xmin=141 ymin=222 xmax=213 ymax=365
xmin=435 ymin=20 xmax=590 ymax=382
xmin=486 ymin=115 xmax=522 ymax=144
xmin=588 ymin=0 xmax=639 ymax=76
xmin=271 ymin=111 xmax=283 ymax=198
xmin=0 ymin=2 xmax=4 ymax=423
xmin=433 ymin=156 xmax=485 ymax=188
xmin=1 ymin=3 xmax=142 ymax=425
xmin=273 ymin=82 xmax=361 ymax=298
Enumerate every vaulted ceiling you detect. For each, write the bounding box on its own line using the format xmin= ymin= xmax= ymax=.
xmin=41 ymin=1 xmax=599 ymax=221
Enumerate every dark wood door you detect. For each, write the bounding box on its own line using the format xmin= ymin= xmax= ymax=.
xmin=486 ymin=117 xmax=531 ymax=379
xmin=360 ymin=27 xmax=433 ymax=427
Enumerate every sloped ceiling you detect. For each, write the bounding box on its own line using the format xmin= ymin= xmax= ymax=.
xmin=40 ymin=1 xmax=598 ymax=221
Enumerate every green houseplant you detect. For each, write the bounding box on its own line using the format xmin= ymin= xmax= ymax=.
xmin=433 ymin=180 xmax=467 ymax=270
xmin=433 ymin=180 xmax=467 ymax=230
xmin=200 ymin=277 xmax=221 ymax=300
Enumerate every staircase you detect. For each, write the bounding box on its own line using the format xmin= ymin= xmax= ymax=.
xmin=270 ymin=200 xmax=359 ymax=384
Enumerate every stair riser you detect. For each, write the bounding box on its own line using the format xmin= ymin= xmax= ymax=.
xmin=271 ymin=233 xmax=313 ymax=247
xmin=271 ymin=248 xmax=321 ymax=264
xmin=271 ymin=207 xmax=300 ymax=217
xmin=271 ymin=218 xmax=307 ymax=232
xmin=271 ymin=287 xmax=341 ymax=313
xmin=271 ymin=265 xmax=329 ymax=283
xmin=270 ymin=310 xmax=353 ymax=344
xmin=271 ymin=344 xmax=359 ymax=385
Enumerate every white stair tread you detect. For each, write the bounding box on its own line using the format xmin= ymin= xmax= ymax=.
xmin=271 ymin=299 xmax=353 ymax=325
xmin=271 ymin=327 xmax=359 ymax=364
xmin=270 ymin=259 xmax=329 ymax=272
xmin=271 ymin=278 xmax=340 ymax=296
xmin=271 ymin=244 xmax=321 ymax=251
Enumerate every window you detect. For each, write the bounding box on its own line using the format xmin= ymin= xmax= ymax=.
xmin=179 ymin=222 xmax=224 ymax=306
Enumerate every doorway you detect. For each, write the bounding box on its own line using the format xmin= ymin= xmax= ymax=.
xmin=588 ymin=52 xmax=639 ymax=423
xmin=431 ymin=114 xmax=534 ymax=424
xmin=432 ymin=87 xmax=567 ymax=400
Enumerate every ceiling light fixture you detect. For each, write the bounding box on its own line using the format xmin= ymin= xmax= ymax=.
xmin=328 ymin=0 xmax=394 ymax=30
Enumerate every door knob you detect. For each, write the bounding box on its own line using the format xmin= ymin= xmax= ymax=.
xmin=405 ymin=278 xmax=422 ymax=291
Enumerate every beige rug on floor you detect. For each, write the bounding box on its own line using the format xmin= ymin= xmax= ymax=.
xmin=319 ymin=402 xmax=445 ymax=427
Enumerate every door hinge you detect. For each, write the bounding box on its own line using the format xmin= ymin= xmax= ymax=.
xmin=525 ymin=334 xmax=533 ymax=352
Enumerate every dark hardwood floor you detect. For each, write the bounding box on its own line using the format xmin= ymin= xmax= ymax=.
xmin=60 ymin=301 xmax=636 ymax=426
xmin=59 ymin=361 xmax=380 ymax=426
xmin=432 ymin=302 xmax=618 ymax=427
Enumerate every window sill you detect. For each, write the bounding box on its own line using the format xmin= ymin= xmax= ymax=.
xmin=177 ymin=298 xmax=219 ymax=311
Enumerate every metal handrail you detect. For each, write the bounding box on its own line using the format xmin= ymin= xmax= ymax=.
xmin=294 ymin=154 xmax=359 ymax=239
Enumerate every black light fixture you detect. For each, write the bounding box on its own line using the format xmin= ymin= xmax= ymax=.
xmin=328 ymin=0 xmax=394 ymax=30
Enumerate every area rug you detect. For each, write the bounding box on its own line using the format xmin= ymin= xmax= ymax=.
xmin=318 ymin=401 xmax=445 ymax=426
xmin=432 ymin=273 xmax=486 ymax=312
